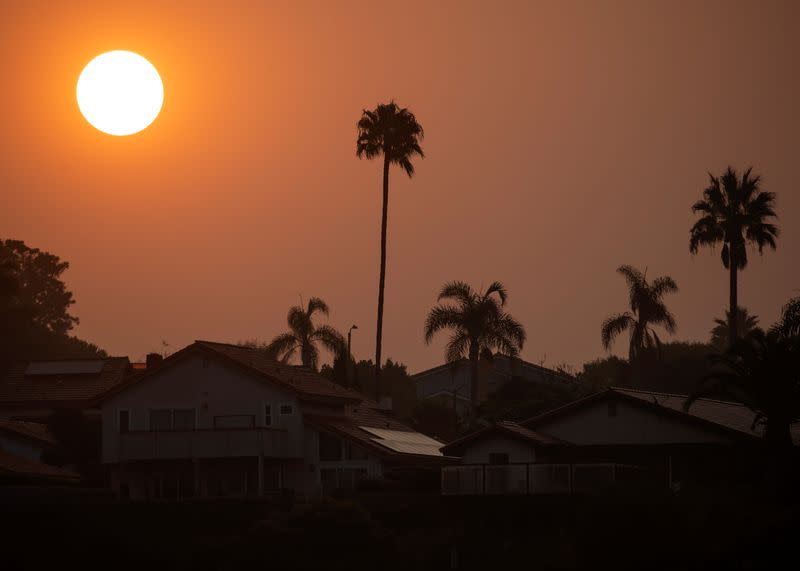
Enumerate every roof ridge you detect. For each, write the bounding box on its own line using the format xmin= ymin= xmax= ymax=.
xmin=613 ymin=386 xmax=745 ymax=407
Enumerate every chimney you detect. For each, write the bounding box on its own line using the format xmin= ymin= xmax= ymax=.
xmin=145 ymin=353 xmax=164 ymax=368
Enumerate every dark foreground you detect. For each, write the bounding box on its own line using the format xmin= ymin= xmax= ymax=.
xmin=2 ymin=484 xmax=798 ymax=570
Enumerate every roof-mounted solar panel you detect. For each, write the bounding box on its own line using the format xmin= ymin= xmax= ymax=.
xmin=25 ymin=360 xmax=105 ymax=376
xmin=358 ymin=426 xmax=443 ymax=456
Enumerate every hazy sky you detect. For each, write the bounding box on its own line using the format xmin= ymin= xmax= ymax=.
xmin=1 ymin=0 xmax=798 ymax=373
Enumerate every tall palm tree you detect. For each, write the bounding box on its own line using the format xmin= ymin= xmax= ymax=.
xmin=424 ymin=281 xmax=526 ymax=414
xmin=710 ymin=307 xmax=759 ymax=351
xmin=601 ymin=265 xmax=678 ymax=362
xmin=266 ymin=297 xmax=345 ymax=371
xmin=357 ymin=101 xmax=424 ymax=402
xmin=690 ymin=167 xmax=778 ymax=345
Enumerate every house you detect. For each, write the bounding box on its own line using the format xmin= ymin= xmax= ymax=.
xmin=413 ymin=354 xmax=577 ymax=416
xmin=100 ymin=341 xmax=447 ymax=500
xmin=0 ymin=357 xmax=133 ymax=421
xmin=441 ymin=387 xmax=776 ymax=495
xmin=0 ymin=418 xmax=79 ymax=484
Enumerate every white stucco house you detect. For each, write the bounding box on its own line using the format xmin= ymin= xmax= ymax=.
xmin=441 ymin=387 xmax=778 ymax=495
xmin=100 ymin=340 xmax=445 ymax=500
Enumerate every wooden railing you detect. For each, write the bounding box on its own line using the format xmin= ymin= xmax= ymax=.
xmin=118 ymin=428 xmax=293 ymax=460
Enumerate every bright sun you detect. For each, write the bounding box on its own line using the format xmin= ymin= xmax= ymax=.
xmin=76 ymin=51 xmax=164 ymax=136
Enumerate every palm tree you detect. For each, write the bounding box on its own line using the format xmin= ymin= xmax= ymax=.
xmin=601 ymin=265 xmax=678 ymax=363
xmin=266 ymin=297 xmax=345 ymax=371
xmin=773 ymin=295 xmax=800 ymax=339
xmin=710 ymin=307 xmax=759 ymax=351
xmin=686 ymin=327 xmax=799 ymax=448
xmin=424 ymin=281 xmax=526 ymax=414
xmin=357 ymin=101 xmax=424 ymax=402
xmin=689 ymin=167 xmax=778 ymax=345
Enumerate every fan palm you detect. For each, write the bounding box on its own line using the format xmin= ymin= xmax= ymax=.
xmin=424 ymin=281 xmax=526 ymax=413
xmin=601 ymin=265 xmax=678 ymax=362
xmin=357 ymin=101 xmax=424 ymax=402
xmin=710 ymin=307 xmax=759 ymax=351
xmin=689 ymin=167 xmax=778 ymax=345
xmin=266 ymin=297 xmax=345 ymax=371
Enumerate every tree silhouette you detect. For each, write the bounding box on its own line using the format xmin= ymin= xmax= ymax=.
xmin=686 ymin=327 xmax=799 ymax=448
xmin=690 ymin=167 xmax=778 ymax=345
xmin=266 ymin=297 xmax=344 ymax=371
xmin=601 ymin=265 xmax=678 ymax=363
xmin=357 ymin=101 xmax=424 ymax=402
xmin=710 ymin=307 xmax=759 ymax=351
xmin=424 ymin=281 xmax=526 ymax=414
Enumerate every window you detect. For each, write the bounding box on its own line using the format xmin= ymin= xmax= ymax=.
xmin=608 ymin=401 xmax=618 ymax=417
xmin=149 ymin=409 xmax=173 ymax=431
xmin=319 ymin=432 xmax=343 ymax=461
xmin=489 ymin=452 xmax=509 ymax=465
xmin=264 ymin=405 xmax=272 ymax=427
xmin=173 ymin=409 xmax=196 ymax=430
xmin=344 ymin=442 xmax=368 ymax=461
xmin=118 ymin=410 xmax=130 ymax=434
xmin=149 ymin=408 xmax=196 ymax=431
xmin=279 ymin=404 xmax=294 ymax=416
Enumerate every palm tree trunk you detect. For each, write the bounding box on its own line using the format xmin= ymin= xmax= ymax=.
xmin=729 ymin=261 xmax=738 ymax=347
xmin=469 ymin=346 xmax=479 ymax=416
xmin=374 ymin=154 xmax=390 ymax=403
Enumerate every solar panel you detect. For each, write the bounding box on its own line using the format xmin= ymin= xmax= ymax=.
xmin=25 ymin=361 xmax=105 ymax=376
xmin=358 ymin=426 xmax=443 ymax=456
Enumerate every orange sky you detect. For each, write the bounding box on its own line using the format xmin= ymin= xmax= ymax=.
xmin=1 ymin=0 xmax=798 ymax=372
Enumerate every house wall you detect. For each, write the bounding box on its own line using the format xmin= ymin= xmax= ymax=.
xmin=533 ymin=399 xmax=739 ymax=445
xmin=460 ymin=435 xmax=537 ymax=464
xmin=101 ymin=352 xmax=304 ymax=463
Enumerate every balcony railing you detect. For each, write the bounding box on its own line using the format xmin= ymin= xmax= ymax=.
xmin=441 ymin=463 xmax=646 ymax=496
xmin=118 ymin=428 xmax=293 ymax=461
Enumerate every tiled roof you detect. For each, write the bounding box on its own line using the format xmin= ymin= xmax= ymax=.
xmin=306 ymin=403 xmax=448 ymax=460
xmin=196 ymin=341 xmax=364 ymax=403
xmin=0 ymin=449 xmax=80 ymax=482
xmin=0 ymin=419 xmax=54 ymax=445
xmin=441 ymin=419 xmax=565 ymax=456
xmin=615 ymin=388 xmax=800 ymax=445
xmin=101 ymin=341 xmax=366 ymax=405
xmin=0 ymin=357 xmax=131 ymax=407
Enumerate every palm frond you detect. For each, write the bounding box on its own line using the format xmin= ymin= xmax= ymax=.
xmin=601 ymin=313 xmax=635 ymax=351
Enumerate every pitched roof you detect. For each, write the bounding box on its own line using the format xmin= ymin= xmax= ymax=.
xmin=441 ymin=420 xmax=566 ymax=456
xmin=523 ymin=388 xmax=765 ymax=443
xmin=306 ymin=403 xmax=450 ymax=461
xmin=0 ymin=449 xmax=80 ymax=483
xmin=100 ymin=341 xmax=365 ymax=405
xmin=614 ymin=387 xmax=800 ymax=445
xmin=0 ymin=357 xmax=131 ymax=407
xmin=0 ymin=419 xmax=55 ymax=445
xmin=412 ymin=354 xmax=577 ymax=384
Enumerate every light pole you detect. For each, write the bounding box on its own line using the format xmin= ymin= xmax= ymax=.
xmin=347 ymin=325 xmax=358 ymax=387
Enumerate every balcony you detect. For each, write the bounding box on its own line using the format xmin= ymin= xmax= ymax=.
xmin=441 ymin=463 xmax=648 ymax=496
xmin=118 ymin=428 xmax=293 ymax=461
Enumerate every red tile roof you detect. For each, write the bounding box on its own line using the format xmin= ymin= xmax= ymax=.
xmin=0 ymin=419 xmax=55 ymax=445
xmin=100 ymin=341 xmax=365 ymax=405
xmin=0 ymin=449 xmax=80 ymax=483
xmin=0 ymin=357 xmax=131 ymax=407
